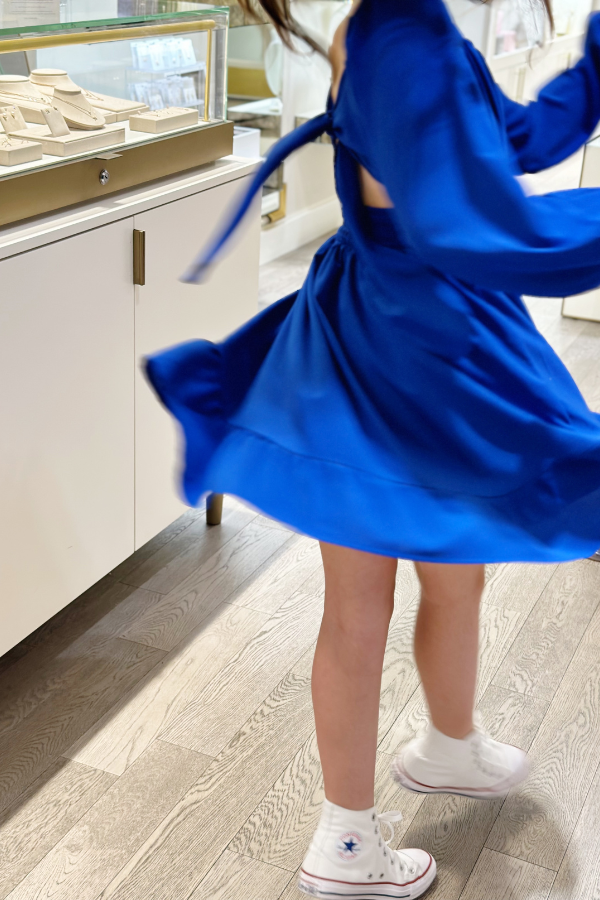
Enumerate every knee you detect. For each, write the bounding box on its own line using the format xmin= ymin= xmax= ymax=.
xmin=323 ymin=588 xmax=394 ymax=650
xmin=418 ymin=563 xmax=484 ymax=607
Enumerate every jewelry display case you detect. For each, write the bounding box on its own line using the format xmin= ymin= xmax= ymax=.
xmin=0 ymin=0 xmax=231 ymax=224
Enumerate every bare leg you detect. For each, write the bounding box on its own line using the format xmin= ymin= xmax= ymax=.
xmin=313 ymin=542 xmax=397 ymax=810
xmin=413 ymin=562 xmax=485 ymax=739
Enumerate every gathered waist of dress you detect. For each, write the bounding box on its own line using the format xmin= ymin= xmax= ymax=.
xmin=336 ymin=206 xmax=406 ymax=251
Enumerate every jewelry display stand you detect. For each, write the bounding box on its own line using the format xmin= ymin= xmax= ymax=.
xmin=30 ymin=69 xmax=148 ymax=123
xmin=51 ymin=87 xmax=106 ymax=131
xmin=7 ymin=122 xmax=126 ymax=156
xmin=0 ymin=102 xmax=124 ymax=156
xmin=0 ymin=136 xmax=43 ymax=165
xmin=0 ymin=76 xmax=52 ymax=124
xmin=129 ymin=107 xmax=200 ymax=134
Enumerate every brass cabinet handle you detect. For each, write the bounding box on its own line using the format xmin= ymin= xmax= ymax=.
xmin=133 ymin=229 xmax=145 ymax=286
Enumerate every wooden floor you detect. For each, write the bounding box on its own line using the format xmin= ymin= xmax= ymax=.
xmin=2 ymin=241 xmax=600 ymax=900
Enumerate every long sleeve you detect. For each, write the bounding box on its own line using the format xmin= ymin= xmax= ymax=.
xmin=359 ymin=18 xmax=600 ymax=297
xmin=465 ymin=17 xmax=600 ymax=174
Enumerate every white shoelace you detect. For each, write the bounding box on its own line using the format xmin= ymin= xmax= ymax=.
xmin=376 ymin=811 xmax=417 ymax=878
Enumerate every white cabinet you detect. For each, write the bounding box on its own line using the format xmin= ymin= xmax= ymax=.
xmin=134 ymin=178 xmax=259 ymax=547
xmin=0 ymin=159 xmax=260 ymax=656
xmin=0 ymin=219 xmax=135 ymax=655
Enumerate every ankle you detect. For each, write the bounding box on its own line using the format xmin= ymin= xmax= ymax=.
xmin=430 ymin=723 xmax=473 ymax=740
xmin=322 ymin=797 xmax=376 ymax=819
xmin=324 ymin=794 xmax=375 ymax=812
xmin=422 ymin=722 xmax=477 ymax=757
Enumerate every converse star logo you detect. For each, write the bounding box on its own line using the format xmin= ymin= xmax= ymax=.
xmin=336 ymin=831 xmax=362 ymax=861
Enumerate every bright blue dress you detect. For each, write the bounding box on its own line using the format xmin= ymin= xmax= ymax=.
xmin=146 ymin=0 xmax=600 ymax=563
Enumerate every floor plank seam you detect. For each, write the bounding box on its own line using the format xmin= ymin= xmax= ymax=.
xmin=234 ymin=848 xmax=298 ymax=873
xmin=111 ymin=518 xmax=203 ymax=581
xmin=76 ymin=758 xmax=219 ymax=900
xmin=452 ymin=790 xmax=513 ymax=898
xmin=152 ymin=733 xmax=216 ymax=759
xmin=479 ymin=845 xmax=561 ymax=875
xmin=533 ymin=603 xmax=600 ymax=709
xmin=170 ymin=609 xmax=319 ymax=760
xmin=542 ymin=751 xmax=600 ymax=880
xmin=482 ymin=564 xmax=572 ymax=700
xmin=456 ymin=848 xmax=493 ymax=900
xmin=377 ymin=682 xmax=422 ymax=752
xmin=114 ymin=515 xmax=261 ymax=595
xmin=1 ymin=761 xmax=118 ymax=896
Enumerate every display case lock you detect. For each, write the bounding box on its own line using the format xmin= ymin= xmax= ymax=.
xmin=133 ymin=230 xmax=146 ymax=286
xmin=99 ymin=168 xmax=110 ymax=186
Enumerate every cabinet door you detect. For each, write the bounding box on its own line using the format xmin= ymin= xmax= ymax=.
xmin=134 ymin=177 xmax=260 ymax=548
xmin=0 ymin=219 xmax=135 ymax=656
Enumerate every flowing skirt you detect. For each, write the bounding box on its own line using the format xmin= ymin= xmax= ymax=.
xmin=146 ymin=215 xmax=600 ymax=563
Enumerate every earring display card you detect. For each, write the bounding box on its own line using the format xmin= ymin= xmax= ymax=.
xmin=6 ymin=123 xmax=126 ymax=156
xmin=0 ymin=105 xmax=27 ymax=133
xmin=129 ymin=107 xmax=199 ymax=134
xmin=0 ymin=137 xmax=43 ymax=165
xmin=42 ymin=107 xmax=70 ymax=137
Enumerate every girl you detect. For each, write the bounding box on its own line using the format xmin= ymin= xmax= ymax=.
xmin=146 ymin=0 xmax=600 ymax=894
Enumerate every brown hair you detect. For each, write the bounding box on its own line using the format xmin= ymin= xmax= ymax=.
xmin=540 ymin=0 xmax=555 ymax=38
xmin=236 ymin=0 xmax=327 ymax=55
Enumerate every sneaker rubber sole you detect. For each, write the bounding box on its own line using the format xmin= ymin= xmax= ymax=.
xmin=297 ymin=854 xmax=436 ymax=899
xmin=390 ymin=753 xmax=529 ymax=800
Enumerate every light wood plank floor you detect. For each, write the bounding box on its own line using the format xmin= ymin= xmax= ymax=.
xmin=2 ymin=239 xmax=600 ymax=900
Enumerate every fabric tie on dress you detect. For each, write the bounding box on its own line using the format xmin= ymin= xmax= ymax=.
xmin=181 ymin=110 xmax=333 ymax=284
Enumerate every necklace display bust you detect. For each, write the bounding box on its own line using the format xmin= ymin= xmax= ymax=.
xmin=0 ymin=76 xmax=50 ymax=124
xmin=30 ymin=69 xmax=148 ymax=122
xmin=0 ymin=74 xmax=105 ymax=130
xmin=50 ymin=87 xmax=106 ymax=131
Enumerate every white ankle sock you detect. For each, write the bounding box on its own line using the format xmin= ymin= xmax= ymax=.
xmin=320 ymin=798 xmax=377 ymax=823
xmin=422 ymin=723 xmax=475 ymax=757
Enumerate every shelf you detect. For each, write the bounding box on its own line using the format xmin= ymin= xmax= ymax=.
xmin=131 ymin=62 xmax=206 ymax=77
xmin=229 ymin=98 xmax=282 ymax=116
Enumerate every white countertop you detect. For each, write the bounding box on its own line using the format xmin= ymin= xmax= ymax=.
xmin=0 ymin=154 xmax=260 ymax=261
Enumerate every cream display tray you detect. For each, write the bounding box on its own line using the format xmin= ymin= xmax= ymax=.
xmin=0 ymin=120 xmax=233 ymax=227
xmin=8 ymin=123 xmax=126 ymax=156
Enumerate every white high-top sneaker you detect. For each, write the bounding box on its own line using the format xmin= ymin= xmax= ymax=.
xmin=298 ymin=799 xmax=436 ymax=898
xmin=391 ymin=719 xmax=529 ymax=800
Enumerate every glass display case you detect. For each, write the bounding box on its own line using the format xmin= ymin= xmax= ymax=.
xmin=0 ymin=0 xmax=231 ymax=225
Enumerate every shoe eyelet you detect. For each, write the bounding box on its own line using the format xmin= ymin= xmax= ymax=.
xmin=374 ymin=827 xmax=378 ymax=834
xmin=367 ymin=873 xmax=372 ymax=879
xmin=372 ymin=814 xmax=376 ymax=821
xmin=380 ymin=872 xmax=384 ymax=878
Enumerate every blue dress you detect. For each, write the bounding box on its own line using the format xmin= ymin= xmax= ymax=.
xmin=146 ymin=0 xmax=600 ymax=563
